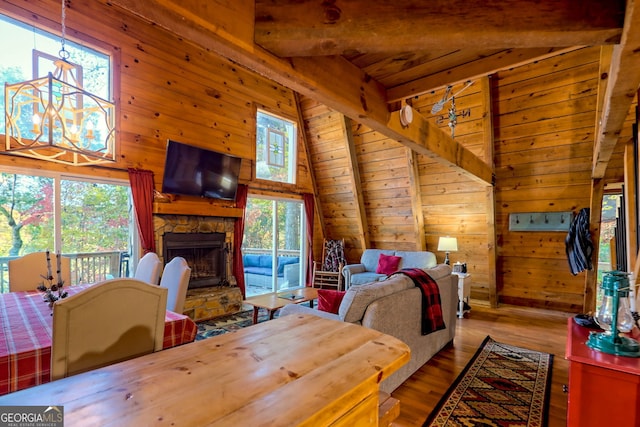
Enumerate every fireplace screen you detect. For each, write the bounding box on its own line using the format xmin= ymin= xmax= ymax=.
xmin=162 ymin=232 xmax=228 ymax=289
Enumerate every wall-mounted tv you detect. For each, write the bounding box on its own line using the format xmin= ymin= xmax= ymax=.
xmin=161 ymin=140 xmax=241 ymax=201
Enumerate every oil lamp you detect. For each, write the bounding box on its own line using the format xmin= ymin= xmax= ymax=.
xmin=587 ymin=271 xmax=640 ymax=357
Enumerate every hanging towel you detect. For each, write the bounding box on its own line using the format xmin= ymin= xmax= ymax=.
xmin=565 ymin=208 xmax=593 ymax=275
xmin=391 ymin=268 xmax=445 ymax=335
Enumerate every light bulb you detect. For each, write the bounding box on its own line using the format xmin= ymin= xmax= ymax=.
xmin=86 ymin=122 xmax=95 ymax=139
xmin=32 ymin=113 xmax=41 ymax=133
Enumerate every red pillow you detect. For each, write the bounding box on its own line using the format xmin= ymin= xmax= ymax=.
xmin=317 ymin=289 xmax=346 ymax=314
xmin=376 ymin=253 xmax=402 ymax=275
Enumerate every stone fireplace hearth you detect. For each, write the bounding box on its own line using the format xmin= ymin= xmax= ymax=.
xmin=154 ymin=215 xmax=242 ymax=321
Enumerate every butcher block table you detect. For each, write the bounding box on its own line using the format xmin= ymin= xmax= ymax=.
xmin=0 ymin=314 xmax=410 ymax=426
xmin=0 ymin=284 xmax=197 ymax=396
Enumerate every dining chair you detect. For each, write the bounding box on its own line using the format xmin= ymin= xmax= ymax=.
xmin=50 ymin=278 xmax=168 ymax=381
xmin=8 ymin=252 xmax=72 ymax=292
xmin=160 ymin=257 xmax=191 ymax=314
xmin=134 ymin=252 xmax=162 ymax=285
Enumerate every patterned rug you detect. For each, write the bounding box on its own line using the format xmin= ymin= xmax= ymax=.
xmin=195 ymin=309 xmax=270 ymax=340
xmin=424 ymin=336 xmax=553 ymax=427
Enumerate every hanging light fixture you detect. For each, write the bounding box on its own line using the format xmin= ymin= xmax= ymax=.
xmin=4 ymin=0 xmax=116 ymax=166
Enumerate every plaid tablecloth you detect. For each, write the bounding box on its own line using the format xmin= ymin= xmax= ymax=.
xmin=0 ymin=284 xmax=197 ymax=395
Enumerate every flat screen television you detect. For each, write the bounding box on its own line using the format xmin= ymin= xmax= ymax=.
xmin=161 ymin=140 xmax=241 ymax=201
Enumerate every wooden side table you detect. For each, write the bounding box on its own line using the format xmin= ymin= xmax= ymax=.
xmin=453 ymin=272 xmax=471 ymax=318
xmin=244 ymin=287 xmax=318 ymax=323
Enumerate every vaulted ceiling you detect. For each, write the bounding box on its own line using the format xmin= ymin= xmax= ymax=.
xmin=106 ymin=0 xmax=638 ymax=183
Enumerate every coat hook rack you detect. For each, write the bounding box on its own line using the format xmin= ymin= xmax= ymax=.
xmin=509 ymin=211 xmax=573 ymax=231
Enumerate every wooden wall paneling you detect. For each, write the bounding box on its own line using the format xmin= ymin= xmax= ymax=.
xmin=408 ymin=80 xmax=490 ymax=290
xmin=494 ymin=47 xmax=600 ymax=88
xmin=385 ymin=47 xmax=585 ymax=103
xmin=294 ymin=92 xmax=325 ymax=268
xmin=299 ymin=97 xmax=362 ymax=262
xmin=494 ymin=49 xmax=599 ymax=311
xmin=349 ymin=118 xmax=427 ymax=251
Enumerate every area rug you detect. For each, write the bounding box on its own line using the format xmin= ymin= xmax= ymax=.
xmin=195 ymin=309 xmax=270 ymax=340
xmin=424 ymin=336 xmax=553 ymax=427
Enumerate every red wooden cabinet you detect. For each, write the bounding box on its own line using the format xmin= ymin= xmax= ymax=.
xmin=565 ymin=319 xmax=640 ymax=426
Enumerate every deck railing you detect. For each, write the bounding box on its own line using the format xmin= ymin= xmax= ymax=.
xmin=0 ymin=251 xmax=128 ymax=293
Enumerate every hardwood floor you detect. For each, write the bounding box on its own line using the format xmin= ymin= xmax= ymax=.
xmin=390 ymin=302 xmax=573 ymax=426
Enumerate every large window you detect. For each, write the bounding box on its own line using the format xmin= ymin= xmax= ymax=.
xmin=0 ymin=169 xmax=135 ymax=290
xmin=242 ymin=196 xmax=305 ymax=296
xmin=0 ymin=12 xmax=112 ymax=135
xmin=255 ymin=110 xmax=297 ymax=184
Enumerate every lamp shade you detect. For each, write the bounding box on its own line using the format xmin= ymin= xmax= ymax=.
xmin=437 ymin=236 xmax=458 ymax=252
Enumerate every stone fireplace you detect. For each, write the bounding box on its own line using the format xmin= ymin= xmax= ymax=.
xmin=154 ymin=215 xmax=243 ymax=321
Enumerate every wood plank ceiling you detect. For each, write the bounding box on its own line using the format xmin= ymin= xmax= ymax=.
xmin=106 ymin=0 xmax=635 ymax=184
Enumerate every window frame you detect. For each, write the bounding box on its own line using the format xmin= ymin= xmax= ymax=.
xmin=0 ymin=165 xmax=138 ymax=256
xmin=253 ymin=107 xmax=299 ymax=186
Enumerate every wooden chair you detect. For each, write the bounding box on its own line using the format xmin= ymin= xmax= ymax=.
xmin=312 ymin=239 xmax=346 ymax=291
xmin=8 ymin=252 xmax=72 ymax=292
xmin=134 ymin=252 xmax=162 ymax=285
xmin=160 ymin=257 xmax=191 ymax=313
xmin=51 ymin=278 xmax=167 ymax=380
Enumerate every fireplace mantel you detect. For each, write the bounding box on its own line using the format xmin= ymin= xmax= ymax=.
xmin=153 ymin=201 xmax=242 ymax=218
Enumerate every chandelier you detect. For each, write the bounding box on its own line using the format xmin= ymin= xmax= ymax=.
xmin=4 ymin=0 xmax=116 ymax=166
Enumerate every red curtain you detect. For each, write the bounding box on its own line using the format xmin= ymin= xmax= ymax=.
xmin=303 ymin=193 xmax=314 ymax=287
xmin=233 ymin=184 xmax=248 ymax=298
xmin=128 ymin=168 xmax=156 ymax=254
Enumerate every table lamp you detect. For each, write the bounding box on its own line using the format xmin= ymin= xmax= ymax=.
xmin=587 ymin=270 xmax=640 ymax=357
xmin=437 ymin=236 xmax=458 ymax=265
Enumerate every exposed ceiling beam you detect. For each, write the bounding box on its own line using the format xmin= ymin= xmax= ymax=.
xmin=342 ymin=116 xmax=370 ymax=251
xmin=107 ymin=0 xmax=493 ymax=186
xmin=406 ymin=149 xmax=426 ymax=251
xmin=593 ymin=0 xmax=640 ymax=178
xmin=386 ymin=109 xmax=493 ymax=186
xmin=254 ymin=0 xmax=623 ymax=57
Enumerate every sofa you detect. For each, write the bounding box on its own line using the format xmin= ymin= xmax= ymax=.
xmin=280 ymin=262 xmax=457 ymax=393
xmin=342 ymin=249 xmax=438 ymax=288
xmin=243 ymin=254 xmax=300 ymax=288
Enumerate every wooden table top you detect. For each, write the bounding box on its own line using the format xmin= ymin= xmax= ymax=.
xmin=244 ymin=286 xmax=319 ymax=310
xmin=0 ymin=314 xmax=410 ymax=426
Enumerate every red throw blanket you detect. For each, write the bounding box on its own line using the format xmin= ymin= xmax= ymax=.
xmin=391 ymin=268 xmax=446 ymax=335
